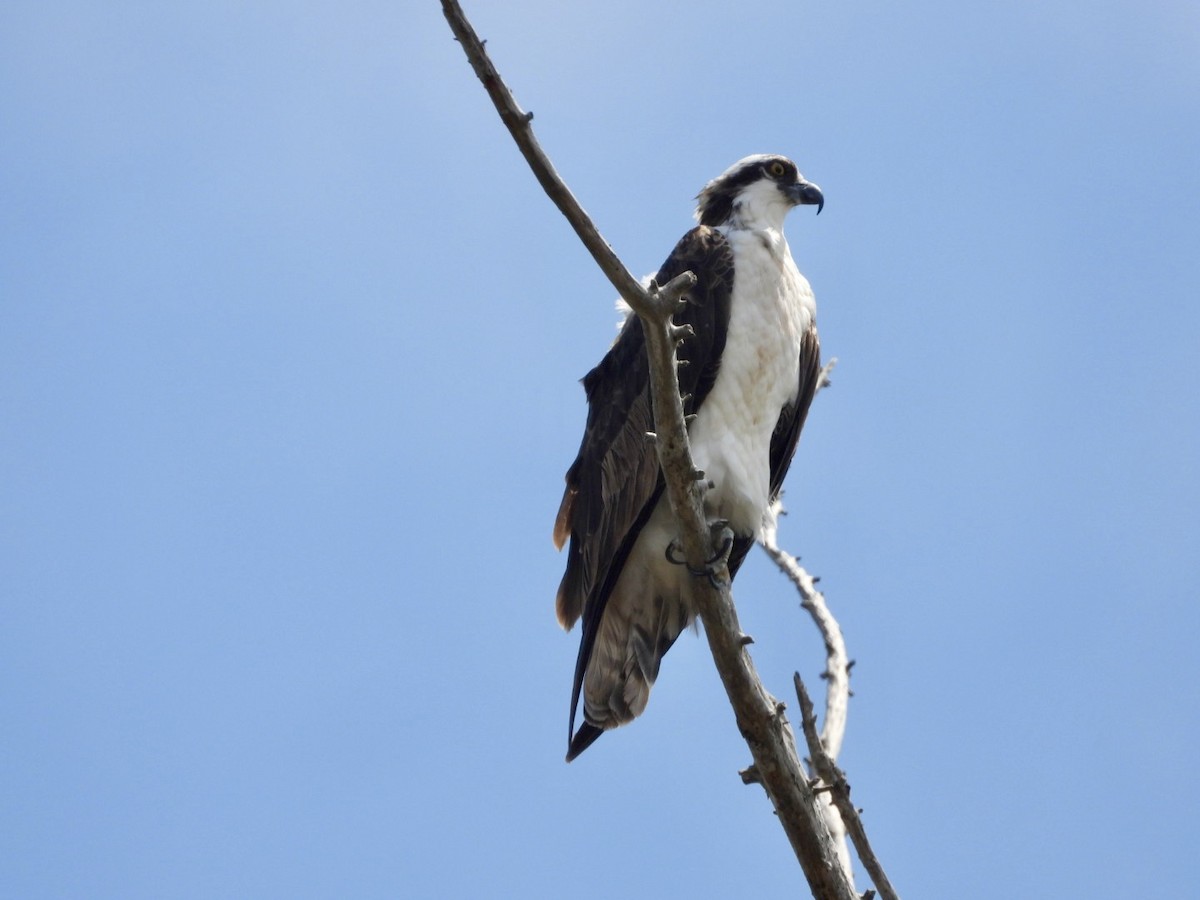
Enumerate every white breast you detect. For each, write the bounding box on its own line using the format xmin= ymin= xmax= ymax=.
xmin=687 ymin=226 xmax=815 ymax=538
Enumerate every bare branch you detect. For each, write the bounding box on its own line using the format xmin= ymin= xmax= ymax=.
xmin=440 ymin=0 xmax=670 ymax=320
xmin=761 ymin=517 xmax=850 ymax=759
xmin=796 ymin=674 xmax=901 ymax=900
xmin=762 ymin=518 xmax=854 ymax=882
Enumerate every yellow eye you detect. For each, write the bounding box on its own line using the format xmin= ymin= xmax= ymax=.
xmin=768 ymin=161 xmax=787 ymax=178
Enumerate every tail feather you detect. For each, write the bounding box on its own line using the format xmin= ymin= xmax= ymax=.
xmin=565 ymin=723 xmax=605 ymax=762
xmin=567 ymin=586 xmax=690 ymax=760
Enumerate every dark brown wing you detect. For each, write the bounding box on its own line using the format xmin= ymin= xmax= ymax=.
xmin=553 ymin=225 xmax=734 ymax=744
xmin=768 ymin=323 xmax=822 ymax=500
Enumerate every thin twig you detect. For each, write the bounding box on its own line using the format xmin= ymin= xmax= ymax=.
xmin=816 ymin=357 xmax=838 ymax=393
xmin=761 ymin=516 xmax=850 ymax=759
xmin=796 ymin=674 xmax=901 ymax=900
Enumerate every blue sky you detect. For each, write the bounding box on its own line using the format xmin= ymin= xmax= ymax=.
xmin=3 ymin=1 xmax=1198 ymax=897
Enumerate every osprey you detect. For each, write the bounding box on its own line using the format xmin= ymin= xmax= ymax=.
xmin=553 ymin=154 xmax=824 ymax=762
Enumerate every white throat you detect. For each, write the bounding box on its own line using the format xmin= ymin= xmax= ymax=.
xmin=726 ymin=180 xmax=793 ymax=232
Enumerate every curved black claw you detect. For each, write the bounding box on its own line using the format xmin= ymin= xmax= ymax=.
xmin=664 ymin=522 xmax=736 ymax=589
xmin=705 ymin=520 xmax=733 ymax=565
xmin=664 ymin=538 xmax=719 ymax=579
xmin=700 ymin=521 xmax=736 ymax=589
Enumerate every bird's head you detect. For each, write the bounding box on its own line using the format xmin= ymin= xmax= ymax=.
xmin=695 ymin=154 xmax=823 ymax=230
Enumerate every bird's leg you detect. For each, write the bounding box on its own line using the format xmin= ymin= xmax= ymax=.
xmin=701 ymin=519 xmax=735 ymax=590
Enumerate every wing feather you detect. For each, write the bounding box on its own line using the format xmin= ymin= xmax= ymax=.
xmin=769 ymin=323 xmax=822 ymax=500
xmin=554 ymin=226 xmax=734 ymax=744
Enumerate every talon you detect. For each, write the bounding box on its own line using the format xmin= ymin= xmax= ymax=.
xmin=705 ymin=535 xmax=733 ymax=566
xmin=705 ymin=520 xmax=734 ymax=565
xmin=665 ymin=526 xmax=734 ymax=590
xmin=666 ymin=540 xmax=724 ymax=582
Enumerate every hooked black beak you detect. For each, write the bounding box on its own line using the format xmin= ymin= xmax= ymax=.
xmin=786 ymin=180 xmax=824 ymax=215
